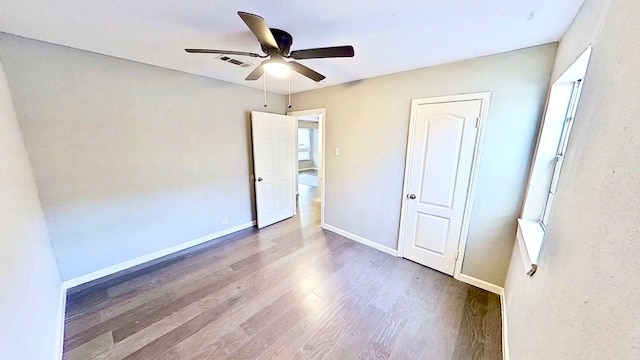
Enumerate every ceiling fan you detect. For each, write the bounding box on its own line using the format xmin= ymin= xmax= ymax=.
xmin=185 ymin=11 xmax=355 ymax=82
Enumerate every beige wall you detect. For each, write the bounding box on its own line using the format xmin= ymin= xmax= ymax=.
xmin=291 ymin=44 xmax=557 ymax=285
xmin=0 ymin=33 xmax=286 ymax=281
xmin=550 ymin=0 xmax=611 ymax=82
xmin=504 ymin=0 xmax=640 ymax=358
xmin=0 ymin=60 xmax=62 ymax=360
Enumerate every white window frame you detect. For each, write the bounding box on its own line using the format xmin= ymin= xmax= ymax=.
xmin=517 ymin=47 xmax=591 ymax=276
xmin=541 ymin=79 xmax=583 ymax=229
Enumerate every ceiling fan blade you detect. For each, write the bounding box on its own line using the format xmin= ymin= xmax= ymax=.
xmin=237 ymin=11 xmax=279 ymax=51
xmin=289 ymin=46 xmax=354 ymax=60
xmin=185 ymin=49 xmax=266 ymax=58
xmin=245 ymin=65 xmax=264 ymax=81
xmin=288 ymin=61 xmax=326 ymax=82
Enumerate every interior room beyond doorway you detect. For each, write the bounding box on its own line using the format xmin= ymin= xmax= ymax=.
xmin=297 ymin=114 xmax=320 ymax=190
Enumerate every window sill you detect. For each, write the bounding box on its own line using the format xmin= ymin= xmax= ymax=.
xmin=516 ymin=219 xmax=544 ymax=276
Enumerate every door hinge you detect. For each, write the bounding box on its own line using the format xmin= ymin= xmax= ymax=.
xmin=475 ymin=117 xmax=480 ymax=128
xmin=455 ymin=250 xmax=460 ymax=260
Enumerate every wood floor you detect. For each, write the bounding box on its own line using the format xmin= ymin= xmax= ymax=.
xmin=63 ymin=185 xmax=502 ymax=360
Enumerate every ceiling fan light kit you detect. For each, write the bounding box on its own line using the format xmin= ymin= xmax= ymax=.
xmin=262 ymin=57 xmax=290 ymax=78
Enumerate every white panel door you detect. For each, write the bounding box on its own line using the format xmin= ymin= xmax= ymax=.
xmin=251 ymin=111 xmax=296 ymax=229
xmin=401 ymin=100 xmax=481 ymax=275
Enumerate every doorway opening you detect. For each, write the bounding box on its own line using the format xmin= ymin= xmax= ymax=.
xmin=288 ymin=108 xmax=326 ymax=223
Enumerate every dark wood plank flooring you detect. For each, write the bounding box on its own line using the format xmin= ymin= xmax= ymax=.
xmin=63 ymin=185 xmax=502 ymax=359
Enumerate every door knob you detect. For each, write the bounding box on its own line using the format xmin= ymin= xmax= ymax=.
xmin=257 ymin=177 xmax=263 ymax=182
xmin=408 ymin=194 xmax=416 ymax=199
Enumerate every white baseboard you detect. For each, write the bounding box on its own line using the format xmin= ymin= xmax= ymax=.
xmin=54 ymin=284 xmax=67 ymax=360
xmin=298 ymin=167 xmax=318 ymax=172
xmin=501 ymin=287 xmax=510 ymax=360
xmin=61 ymin=221 xmax=256 ymax=289
xmin=322 ymin=223 xmax=398 ymax=257
xmin=455 ymin=273 xmax=503 ymax=295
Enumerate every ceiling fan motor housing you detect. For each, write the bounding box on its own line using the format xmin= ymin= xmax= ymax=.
xmin=263 ymin=28 xmax=293 ymax=56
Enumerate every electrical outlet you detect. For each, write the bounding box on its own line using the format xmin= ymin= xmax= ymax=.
xmin=222 ymin=217 xmax=228 ymax=225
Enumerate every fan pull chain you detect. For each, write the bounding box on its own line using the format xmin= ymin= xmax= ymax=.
xmin=263 ymin=74 xmax=267 ymax=108
xmin=288 ymin=73 xmax=292 ymax=109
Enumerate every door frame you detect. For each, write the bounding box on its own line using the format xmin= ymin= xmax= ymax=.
xmin=397 ymin=92 xmax=491 ymax=279
xmin=287 ymin=108 xmax=326 ymax=225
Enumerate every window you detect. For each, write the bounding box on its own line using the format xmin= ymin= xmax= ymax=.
xmin=541 ymin=80 xmax=583 ymax=229
xmin=298 ymin=128 xmax=311 ymax=161
xmin=517 ymin=47 xmax=591 ymax=275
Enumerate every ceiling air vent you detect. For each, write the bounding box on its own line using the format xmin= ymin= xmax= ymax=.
xmin=217 ymin=55 xmax=253 ymax=68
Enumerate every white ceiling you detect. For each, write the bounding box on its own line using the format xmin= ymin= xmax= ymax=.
xmin=0 ymin=0 xmax=583 ymax=94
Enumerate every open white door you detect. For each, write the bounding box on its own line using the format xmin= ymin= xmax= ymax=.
xmin=400 ymin=96 xmax=485 ymax=276
xmin=251 ymin=111 xmax=296 ymax=229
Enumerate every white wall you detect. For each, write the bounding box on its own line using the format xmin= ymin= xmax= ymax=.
xmin=0 ymin=33 xmax=286 ymax=281
xmin=504 ymin=0 xmax=640 ymax=358
xmin=291 ymin=44 xmax=557 ymax=285
xmin=0 ymin=60 xmax=62 ymax=359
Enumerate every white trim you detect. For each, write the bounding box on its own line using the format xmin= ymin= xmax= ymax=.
xmin=298 ymin=167 xmax=318 ymax=172
xmin=397 ymin=92 xmax=492 ymax=278
xmin=287 ymin=108 xmax=326 ymax=226
xmin=323 ymin=223 xmax=399 ymax=257
xmin=501 ymin=288 xmax=510 ymax=360
xmin=516 ymin=219 xmax=543 ymax=275
xmin=290 ymin=115 xmax=297 ymax=218
xmin=53 ymin=285 xmax=67 ymax=360
xmin=455 ymin=273 xmax=503 ymax=295
xmin=62 ymin=221 xmax=256 ymax=289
